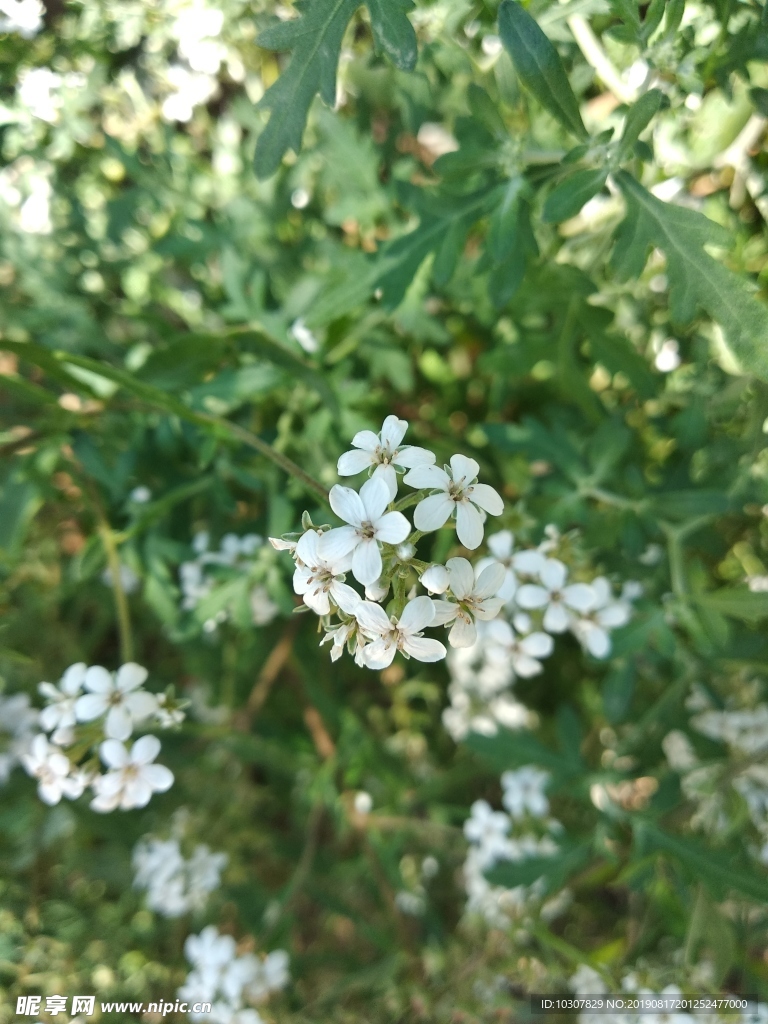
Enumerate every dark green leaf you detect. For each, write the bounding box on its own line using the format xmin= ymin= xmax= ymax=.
xmin=618 ymin=89 xmax=666 ymax=158
xmin=613 ymin=171 xmax=768 ymax=380
xmin=543 ymin=168 xmax=607 ymax=222
xmin=498 ymin=0 xmax=588 ymax=140
xmin=697 ymin=588 xmax=768 ymax=623
xmin=487 ymin=843 xmax=590 ymax=892
xmin=366 ymin=0 xmax=417 ymax=71
xmin=255 ymin=0 xmax=362 ymax=178
xmin=647 ymin=489 xmax=730 ymax=519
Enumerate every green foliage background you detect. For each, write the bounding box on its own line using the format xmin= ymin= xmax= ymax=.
xmin=2 ymin=0 xmax=768 ymax=1020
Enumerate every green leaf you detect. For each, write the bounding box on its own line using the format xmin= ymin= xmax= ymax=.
xmin=465 ymin=728 xmax=582 ymax=780
xmin=635 ymin=820 xmax=768 ymax=902
xmin=697 ymin=588 xmax=768 ymax=623
xmin=498 ymin=0 xmax=588 ymax=141
xmin=612 ymin=171 xmax=768 ymax=380
xmin=542 ymin=168 xmax=608 ymax=223
xmin=366 ymin=0 xmax=417 ymax=71
xmin=647 ymin=489 xmax=730 ymax=519
xmin=255 ymin=0 xmax=362 ymax=178
xmin=618 ymin=89 xmax=666 ymax=158
xmin=0 ymin=472 xmax=41 ymax=554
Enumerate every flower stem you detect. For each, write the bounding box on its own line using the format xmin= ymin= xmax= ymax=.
xmin=97 ymin=516 xmax=135 ymax=664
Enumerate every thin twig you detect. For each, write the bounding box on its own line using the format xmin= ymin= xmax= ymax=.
xmin=567 ymin=14 xmax=637 ymax=105
xmin=241 ymin=620 xmax=299 ymax=724
xmin=303 ymin=705 xmax=336 ymax=759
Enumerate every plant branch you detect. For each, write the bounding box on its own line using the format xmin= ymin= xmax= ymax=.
xmin=567 ymin=14 xmax=637 ymax=105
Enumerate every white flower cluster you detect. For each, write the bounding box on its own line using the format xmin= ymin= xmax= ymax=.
xmin=133 ymin=835 xmax=227 ymax=917
xmin=462 ymin=767 xmax=562 ymax=928
xmin=180 ymin=531 xmax=279 ymax=632
xmin=23 ymin=662 xmax=182 ymax=812
xmin=442 ymin=531 xmax=638 ymax=740
xmin=274 ymin=417 xmax=637 ymax=677
xmin=0 ymin=693 xmax=38 ymax=785
xmin=664 ymin=690 xmax=768 ymax=856
xmin=179 ymin=926 xmax=288 ymax=1024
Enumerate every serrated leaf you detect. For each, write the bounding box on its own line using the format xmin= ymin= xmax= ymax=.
xmin=499 ymin=0 xmax=588 ymax=141
xmin=543 ymin=168 xmax=607 ymax=222
xmin=366 ymin=0 xmax=417 ymax=71
xmin=613 ymin=171 xmax=768 ymax=380
xmin=255 ymin=0 xmax=362 ymax=178
xmin=618 ymin=89 xmax=666 ymax=158
xmin=697 ymin=588 xmax=768 ymax=623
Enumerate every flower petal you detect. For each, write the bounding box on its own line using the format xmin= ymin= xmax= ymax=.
xmin=60 ymin=662 xmax=87 ymax=694
xmin=449 ymin=454 xmax=479 ymax=487
xmin=516 ymin=584 xmax=550 ymax=609
xmin=338 ymin=448 xmax=375 ymax=475
xmin=512 ymin=550 xmax=547 ymax=576
xmin=394 ymin=445 xmax=436 ymax=469
xmin=296 ymin=529 xmax=321 ymax=566
xmin=520 ymin=632 xmax=554 ymax=657
xmin=330 ymin=581 xmax=362 ymax=615
xmin=350 ymin=429 xmax=380 ymax=452
xmin=100 ymin=739 xmax=129 ymax=769
xmin=362 ymin=638 xmax=396 ymax=669
xmin=131 ymin=733 xmax=161 ymax=765
xmin=598 ymin=603 xmax=630 ymax=628
xmin=329 ymin=484 xmax=366 ymax=527
xmin=373 ymin=510 xmax=410 ymax=544
xmin=449 ymin=614 xmax=477 ymax=648
xmin=105 ymin=705 xmax=133 ymax=741
xmin=115 ymin=662 xmax=149 ymax=693
xmin=543 ymin=602 xmax=569 ymax=633
xmin=414 ymin=493 xmax=453 ymax=533
xmin=474 ymin=597 xmax=505 ymax=620
xmin=488 ymin=531 xmax=514 ymax=560
xmin=372 ymin=463 xmax=398 ymax=501
xmin=474 ymin=561 xmax=506 ymax=599
xmin=446 ymin=557 xmax=474 ymax=600
xmin=379 ymin=415 xmax=408 ymax=450
xmin=469 ymin=483 xmax=504 ymax=515
xmin=403 ymin=465 xmax=449 ymax=490
xmin=398 ymin=595 xmax=435 ymax=634
xmin=355 ymin=599 xmax=392 ymax=636
xmin=431 ymin=600 xmax=458 ymax=625
xmin=540 ymin=558 xmax=567 ymax=591
xmin=125 ymin=690 xmax=158 ymax=721
xmin=563 ymin=583 xmax=597 ymax=612
xmin=318 ymin=526 xmax=358 ymax=563
xmin=75 ymin=692 xmax=108 ymax=722
xmin=359 ymin=476 xmax=390 ymax=522
xmin=304 ymin=586 xmax=331 ymax=615
xmin=455 ymin=501 xmax=484 ymax=550
xmin=84 ymin=666 xmax=114 ymax=694
xmin=403 ymin=636 xmax=447 ymax=662
xmin=143 ymin=763 xmax=174 ymax=792
xmin=351 ymin=538 xmax=382 ymax=586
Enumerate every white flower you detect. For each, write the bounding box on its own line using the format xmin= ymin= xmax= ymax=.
xmin=292 ymin=530 xmax=360 ymax=615
xmin=38 ymin=662 xmax=86 ymax=733
xmin=250 ymin=586 xmax=279 ymax=626
xmin=477 ymin=530 xmax=518 ymax=601
xmin=185 ymin=925 xmax=237 ymax=973
xmin=485 ymin=619 xmax=553 ymax=677
xmin=516 ymin=559 xmax=596 ymax=632
xmin=420 ymin=564 xmax=450 ymax=594
xmin=320 ymin=619 xmax=359 ymax=663
xmin=571 ymin=576 xmax=631 ymax=658
xmin=404 ymin=454 xmax=503 ymax=549
xmin=91 ymin=734 xmax=174 ymax=812
xmin=431 ymin=557 xmax=506 ymax=647
xmin=463 ymin=799 xmax=511 ymax=868
xmin=501 ymin=766 xmax=550 ymax=820
xmin=75 ymin=663 xmax=158 ymax=741
xmin=355 ymin=595 xmax=447 ymax=668
xmin=337 ymin=416 xmax=436 ymax=500
xmin=268 ymin=536 xmax=297 ymax=553
xmin=22 ymin=734 xmax=84 ymax=805
xmin=318 ymin=477 xmax=410 ymax=586
xmin=0 ymin=0 xmax=44 ymax=37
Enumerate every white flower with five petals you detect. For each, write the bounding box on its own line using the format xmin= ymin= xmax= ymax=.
xmin=292 ymin=530 xmax=360 ymax=616
xmin=432 ymin=558 xmax=506 ymax=648
xmin=318 ymin=477 xmax=410 ymax=586
xmin=75 ymin=663 xmax=158 ymax=741
xmin=90 ymin=734 xmax=174 ymax=812
xmin=355 ymin=595 xmax=446 ymax=668
xmin=570 ymin=576 xmax=631 ymax=658
xmin=337 ymin=415 xmax=436 ymax=500
xmin=516 ymin=559 xmax=596 ymax=632
xmin=403 ymin=454 xmax=503 ymax=549
xmin=22 ymin=734 xmax=85 ymax=805
xmin=484 ymin=618 xmax=554 ymax=677
xmin=38 ymin=662 xmax=86 ymax=733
